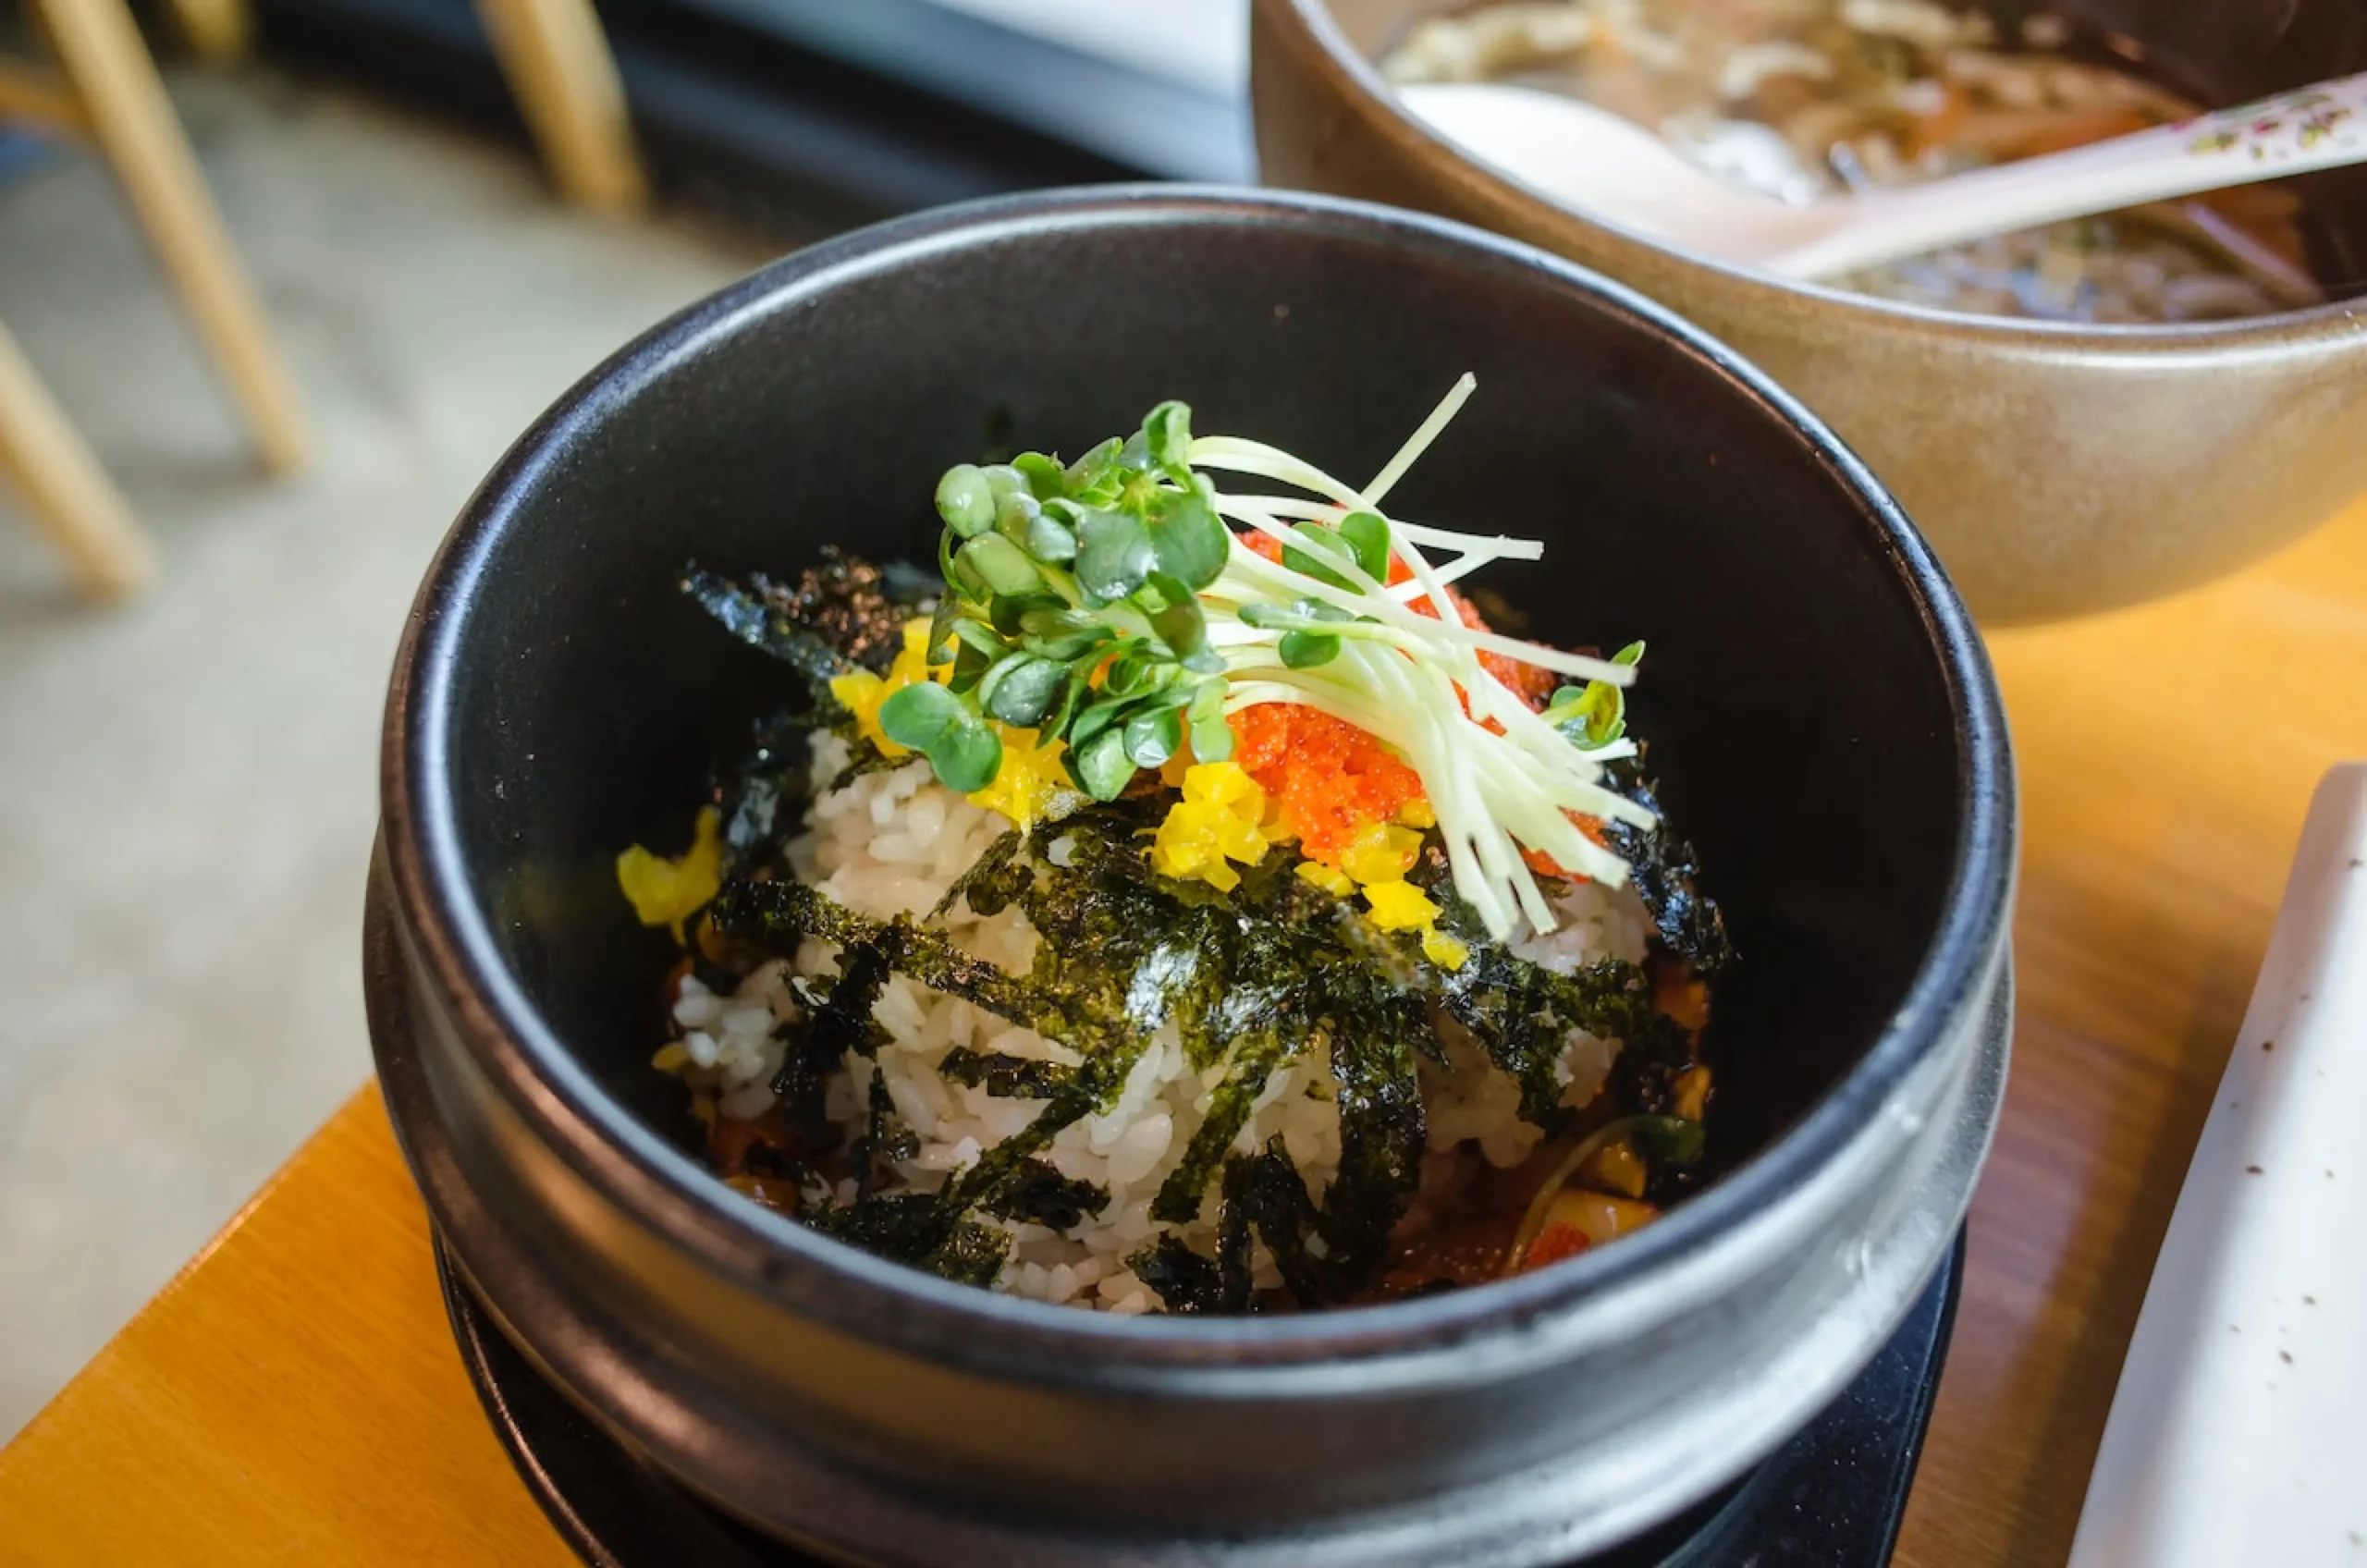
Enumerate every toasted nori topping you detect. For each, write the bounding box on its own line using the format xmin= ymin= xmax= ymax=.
xmin=930 ymin=828 xmax=1027 ymax=920
xmin=1128 ymin=1234 xmax=1227 ymax=1315
xmin=938 ymin=1047 xmax=1075 ymax=1101
xmin=711 ymin=708 xmax=816 ymax=874
xmin=848 ymin=1065 xmax=919 ymax=1198
xmin=713 ymin=804 xmax=1700 ymax=1305
xmin=983 ymin=1159 xmax=1110 ymax=1231
xmin=1317 ymin=978 xmax=1429 ymax=1279
xmin=683 ymin=548 xmax=921 ymax=679
xmin=1600 ymin=758 xmax=1735 ymax=979
xmin=804 ymin=1194 xmax=1009 ymax=1289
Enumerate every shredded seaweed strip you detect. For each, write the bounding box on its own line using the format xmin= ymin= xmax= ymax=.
xmin=1316 ymin=979 xmax=1429 ymax=1279
xmin=711 ymin=709 xmax=818 ymax=875
xmin=1601 ymin=758 xmax=1735 ymax=979
xmin=1129 ymin=1235 xmax=1226 ymax=1315
xmin=1148 ymin=1023 xmax=1293 ymax=1225
xmin=847 ymin=1064 xmax=920 ymax=1198
xmin=682 ymin=550 xmax=920 ymax=684
xmin=681 ymin=564 xmax=851 ymax=692
xmin=930 ymin=828 xmax=1026 ymax=921
xmin=984 ymin=1159 xmax=1111 ymax=1231
xmin=938 ymin=1047 xmax=1074 ymax=1101
xmin=803 ymin=1193 xmax=1011 ymax=1288
xmin=1232 ymin=1138 xmax=1338 ymax=1305
xmin=1430 ymin=911 xmax=1691 ymax=1130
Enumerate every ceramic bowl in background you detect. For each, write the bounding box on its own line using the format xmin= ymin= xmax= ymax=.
xmin=1251 ymin=0 xmax=2367 ymax=624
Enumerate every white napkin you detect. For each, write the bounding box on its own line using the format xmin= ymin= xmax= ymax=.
xmin=2070 ymin=763 xmax=2367 ymax=1566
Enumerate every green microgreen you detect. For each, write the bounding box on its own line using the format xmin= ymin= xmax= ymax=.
xmin=935 ymin=464 xmax=997 ymax=538
xmin=878 ymin=680 xmax=1001 ymax=793
xmin=1542 ymin=640 xmax=1646 ymax=749
xmin=903 ymin=406 xmax=1251 ymax=804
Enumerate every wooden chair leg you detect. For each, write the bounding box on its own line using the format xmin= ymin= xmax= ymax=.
xmin=31 ymin=0 xmax=307 ymax=473
xmin=0 ymin=57 xmax=87 ymax=133
xmin=0 ymin=320 xmax=156 ymax=601
xmin=472 ymin=0 xmax=646 ymax=214
xmin=162 ymin=0 xmax=254 ymax=64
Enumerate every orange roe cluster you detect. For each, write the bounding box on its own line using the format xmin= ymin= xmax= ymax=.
xmin=1233 ymin=702 xmax=1425 ymax=866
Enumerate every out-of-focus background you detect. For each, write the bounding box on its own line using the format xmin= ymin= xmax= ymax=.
xmin=0 ymin=0 xmax=1246 ymax=1439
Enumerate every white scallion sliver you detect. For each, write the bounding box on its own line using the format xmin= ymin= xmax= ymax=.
xmin=1189 ymin=380 xmax=1654 ymax=939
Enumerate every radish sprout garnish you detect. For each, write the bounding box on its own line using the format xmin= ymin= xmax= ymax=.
xmin=885 ymin=377 xmax=1652 ymax=940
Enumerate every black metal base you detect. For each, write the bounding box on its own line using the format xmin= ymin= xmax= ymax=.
xmin=437 ymin=1231 xmax=1963 ymax=1568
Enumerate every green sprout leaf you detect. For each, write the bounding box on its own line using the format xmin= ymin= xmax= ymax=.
xmin=1031 ymin=629 xmax=1115 ymax=664
xmin=942 ymin=525 xmax=986 ymax=600
xmin=1337 ymin=511 xmax=1392 ymax=582
xmin=1150 ymin=591 xmax=1209 ymax=663
xmin=1282 ymin=523 xmax=1362 ymax=590
xmin=995 ymin=487 xmax=1042 ymax=545
xmin=1074 ymin=727 xmax=1134 ymax=801
xmin=1278 ymin=630 xmax=1342 ymax=669
xmin=1075 ymin=510 xmax=1156 ymax=603
xmin=925 ymin=592 xmax=958 ymax=668
xmin=1123 ymin=706 xmax=1184 ymax=768
xmin=936 ymin=466 xmax=998 ymax=538
xmin=1027 ymin=510 xmax=1079 ymax=564
xmin=878 ymin=681 xmax=1002 ymax=793
xmin=933 ymin=722 xmax=1003 ymax=794
xmin=1147 ymin=489 xmax=1230 ymax=592
xmin=1240 ymin=597 xmax=1349 ymax=634
xmin=1039 ymin=667 xmax=1085 ymax=741
xmin=1144 ymin=400 xmax=1193 ymax=476
xmin=958 ymin=533 xmax=1042 ymax=598
xmin=987 ymin=592 xmax=1064 ymax=640
xmin=1187 ymin=678 xmax=1233 ymax=763
xmin=982 ymin=655 xmax=1068 ymax=729
xmin=950 ymin=618 xmax=1007 ymax=658
xmin=947 ymin=619 xmax=1004 ymax=693
xmin=1019 ymin=606 xmax=1101 ymax=639
xmin=1064 ymin=436 xmax=1123 ymax=499
xmin=1542 ymin=643 xmax=1642 ymax=749
xmin=1069 ymin=695 xmax=1126 ymax=751
xmin=1102 ymin=648 xmax=1171 ymax=700
xmin=1012 ymin=451 xmax=1066 ymax=500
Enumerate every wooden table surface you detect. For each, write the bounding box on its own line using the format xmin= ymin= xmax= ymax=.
xmin=6 ymin=496 xmax=2367 ymax=1566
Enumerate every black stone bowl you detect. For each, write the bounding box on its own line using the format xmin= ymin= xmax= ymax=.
xmin=368 ymin=186 xmax=2016 ymax=1567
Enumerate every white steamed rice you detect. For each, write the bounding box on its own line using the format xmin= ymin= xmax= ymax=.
xmin=662 ymin=730 xmax=1651 ymax=1310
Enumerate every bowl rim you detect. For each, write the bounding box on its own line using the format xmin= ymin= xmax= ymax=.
xmin=379 ymin=181 xmax=2015 ymax=1366
xmin=1269 ymin=0 xmax=2364 ymax=347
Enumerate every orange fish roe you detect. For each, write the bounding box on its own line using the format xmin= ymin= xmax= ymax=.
xmin=1231 ymin=702 xmax=1426 ymax=865
xmin=1237 ymin=528 xmax=1558 ymax=708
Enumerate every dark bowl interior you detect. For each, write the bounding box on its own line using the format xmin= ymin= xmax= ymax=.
xmin=421 ymin=190 xmax=1977 ymax=1225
